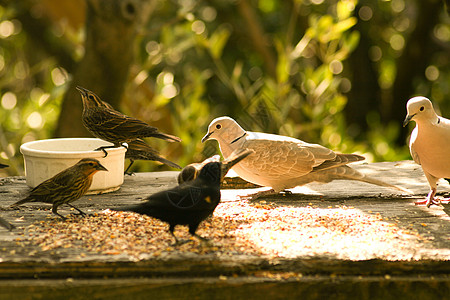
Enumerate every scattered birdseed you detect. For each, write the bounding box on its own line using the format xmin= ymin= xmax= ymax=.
xmin=16 ymin=199 xmax=424 ymax=261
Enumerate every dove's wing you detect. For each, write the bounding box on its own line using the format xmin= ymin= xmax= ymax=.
xmin=238 ymin=137 xmax=338 ymax=180
xmin=409 ymin=127 xmax=421 ymax=165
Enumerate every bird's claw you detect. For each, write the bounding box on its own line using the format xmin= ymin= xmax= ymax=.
xmin=172 ymin=239 xmax=190 ymax=246
xmin=414 ymin=198 xmax=444 ymax=207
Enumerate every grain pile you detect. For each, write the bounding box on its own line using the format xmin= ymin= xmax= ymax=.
xmin=16 ymin=196 xmax=422 ymax=261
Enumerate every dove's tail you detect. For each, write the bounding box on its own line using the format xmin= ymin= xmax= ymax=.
xmin=305 ymin=165 xmax=412 ymax=194
xmin=0 ymin=216 xmax=15 ymax=231
xmin=334 ymin=166 xmax=413 ymax=194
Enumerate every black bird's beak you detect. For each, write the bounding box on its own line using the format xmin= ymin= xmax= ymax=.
xmin=201 ymin=131 xmax=213 ymax=143
xmin=220 ymin=148 xmax=254 ymax=180
xmin=97 ymin=163 xmax=108 ymax=172
xmin=403 ymin=114 xmax=415 ymax=127
xmin=76 ymin=86 xmax=89 ymax=97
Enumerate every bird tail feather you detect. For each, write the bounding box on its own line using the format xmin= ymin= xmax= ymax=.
xmin=0 ymin=216 xmax=15 ymax=231
xmin=305 ymin=166 xmax=413 ymax=194
xmin=9 ymin=197 xmax=33 ymax=208
xmin=150 ymin=132 xmax=181 ymax=143
xmin=333 ymin=166 xmax=413 ymax=194
xmin=156 ymin=157 xmax=182 ymax=169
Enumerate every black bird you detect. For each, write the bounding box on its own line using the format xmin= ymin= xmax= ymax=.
xmin=76 ymin=86 xmax=181 ymax=156
xmin=125 ymin=139 xmax=181 ymax=175
xmin=113 ymin=162 xmax=223 ymax=244
xmin=0 ymin=216 xmax=15 ymax=231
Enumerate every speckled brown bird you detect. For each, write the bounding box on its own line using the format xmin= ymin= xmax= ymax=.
xmin=113 ymin=162 xmax=222 ymax=244
xmin=10 ymin=158 xmax=107 ymax=219
xmin=125 ymin=139 xmax=181 ymax=175
xmin=76 ymin=86 xmax=181 ymax=156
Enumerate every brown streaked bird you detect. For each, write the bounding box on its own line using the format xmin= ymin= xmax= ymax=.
xmin=76 ymin=86 xmax=181 ymax=156
xmin=177 ymin=148 xmax=254 ymax=184
xmin=10 ymin=158 xmax=107 ymax=219
xmin=125 ymin=139 xmax=181 ymax=175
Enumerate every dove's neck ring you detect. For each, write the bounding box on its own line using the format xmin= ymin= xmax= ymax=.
xmin=216 ymin=126 xmax=246 ymax=158
xmin=230 ymin=132 xmax=247 ymax=144
xmin=416 ymin=113 xmax=441 ymax=128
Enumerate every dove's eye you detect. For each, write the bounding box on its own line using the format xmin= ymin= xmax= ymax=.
xmin=216 ymin=124 xmax=222 ymax=130
xmin=419 ymin=106 xmax=424 ymax=111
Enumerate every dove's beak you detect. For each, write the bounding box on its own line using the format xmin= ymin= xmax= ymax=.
xmin=202 ymin=131 xmax=213 ymax=143
xmin=403 ymin=114 xmax=415 ymax=127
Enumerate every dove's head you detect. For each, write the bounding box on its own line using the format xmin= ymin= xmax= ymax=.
xmin=403 ymin=97 xmax=438 ymax=127
xmin=202 ymin=116 xmax=246 ymax=146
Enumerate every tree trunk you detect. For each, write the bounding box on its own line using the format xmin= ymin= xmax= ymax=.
xmin=345 ymin=5 xmax=381 ymax=140
xmin=54 ymin=0 xmax=154 ymax=138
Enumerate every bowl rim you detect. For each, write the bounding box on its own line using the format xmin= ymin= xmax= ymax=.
xmin=20 ymin=138 xmax=126 ymax=158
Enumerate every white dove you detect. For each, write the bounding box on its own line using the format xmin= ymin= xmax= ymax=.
xmin=403 ymin=96 xmax=450 ymax=207
xmin=202 ymin=116 xmax=408 ymax=196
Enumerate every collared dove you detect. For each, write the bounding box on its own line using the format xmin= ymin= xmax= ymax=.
xmin=202 ymin=116 xmax=408 ymax=196
xmin=403 ymin=96 xmax=450 ymax=207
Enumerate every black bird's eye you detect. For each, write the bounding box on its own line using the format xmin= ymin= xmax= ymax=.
xmin=215 ymin=124 xmax=222 ymax=130
xmin=419 ymin=106 xmax=424 ymax=111
xmin=88 ymin=162 xmax=95 ymax=167
xmin=88 ymin=95 xmax=95 ymax=101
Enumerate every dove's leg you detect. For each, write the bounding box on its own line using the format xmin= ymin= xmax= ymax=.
xmin=415 ymin=174 xmax=442 ymax=207
xmin=240 ymin=188 xmax=295 ymax=200
xmin=239 ymin=188 xmax=276 ymax=200
xmin=414 ymin=188 xmax=441 ymax=207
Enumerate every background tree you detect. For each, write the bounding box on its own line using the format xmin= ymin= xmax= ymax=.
xmin=0 ymin=0 xmax=449 ymax=175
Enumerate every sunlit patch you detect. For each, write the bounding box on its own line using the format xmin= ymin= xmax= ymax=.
xmin=191 ymin=20 xmax=205 ymax=35
xmin=27 ymin=112 xmax=43 ymax=129
xmin=51 ymin=68 xmax=67 ymax=86
xmin=0 ymin=20 xmax=14 ymax=38
xmin=161 ymin=84 xmax=178 ymax=99
xmin=1 ymin=92 xmax=17 ymax=110
xmin=17 ymin=192 xmax=425 ymax=262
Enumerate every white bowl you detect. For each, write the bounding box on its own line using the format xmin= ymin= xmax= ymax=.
xmin=20 ymin=138 xmax=126 ymax=194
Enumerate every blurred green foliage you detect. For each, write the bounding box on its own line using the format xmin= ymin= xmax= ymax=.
xmin=1 ymin=0 xmax=449 ymax=175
